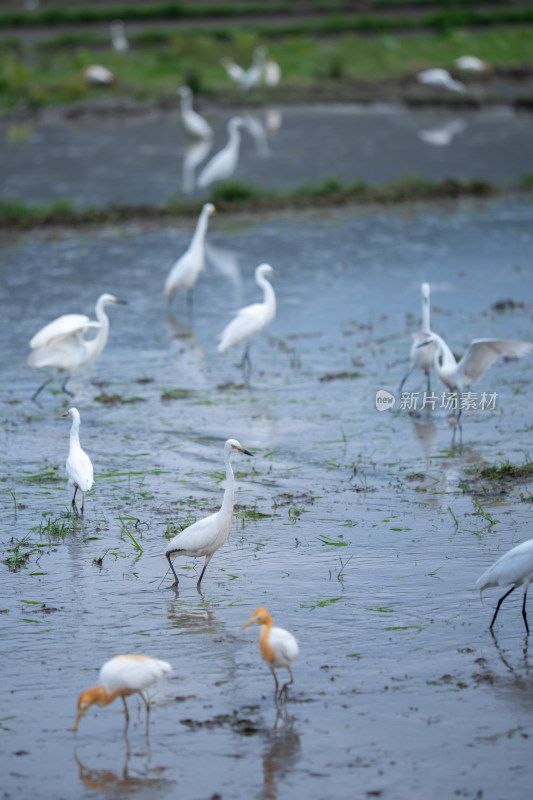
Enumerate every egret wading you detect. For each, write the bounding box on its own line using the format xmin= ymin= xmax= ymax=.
xmin=217 ymin=263 xmax=276 ymax=376
xmin=416 ymin=68 xmax=466 ymax=93
xmin=62 ymin=407 xmax=94 ymax=517
xmin=197 ymin=117 xmax=245 ymax=188
xmin=73 ymin=655 xmax=171 ymax=733
xmin=164 ymin=202 xmax=215 ymax=306
xmin=26 ymin=293 xmax=125 ymax=400
xmin=241 ymin=608 xmax=299 ymax=697
xmin=399 ymin=282 xmax=435 ymax=394
xmin=178 ymin=86 xmax=213 ymax=140
xmin=476 ymin=539 xmax=533 ymax=633
xmin=165 ymin=439 xmax=253 ymax=589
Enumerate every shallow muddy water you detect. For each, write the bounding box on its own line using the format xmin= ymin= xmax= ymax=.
xmin=1 ymin=196 xmax=533 ymax=799
xmin=1 ymin=103 xmax=533 ymax=207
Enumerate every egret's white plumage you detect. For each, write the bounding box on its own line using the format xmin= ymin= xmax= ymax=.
xmin=164 ymin=202 xmax=215 ymax=301
xmin=476 ymin=539 xmax=533 ymax=632
xmin=74 ymin=654 xmax=172 ymax=732
xmin=418 ymin=119 xmax=465 ymax=146
xmin=182 ymin=138 xmax=213 ymax=194
xmin=110 ymin=20 xmax=129 ymax=53
xmin=416 ymin=68 xmax=466 ymax=93
xmin=26 ymin=293 xmax=123 ymax=399
xmin=165 ymin=439 xmax=253 ymax=589
xmin=221 ymin=46 xmax=267 ymax=90
xmin=241 ymin=607 xmax=299 ymax=696
xmin=454 ymin=55 xmax=488 ymax=72
xmin=178 ymin=85 xmax=213 ymax=140
xmin=197 ymin=117 xmax=245 ymax=188
xmin=264 ymin=56 xmax=281 ymax=87
xmin=399 ymin=282 xmax=435 ymax=393
xmin=83 ymin=65 xmax=115 ymax=85
xmin=220 ymin=57 xmax=246 ymax=85
xmin=217 ymin=263 xmax=276 ymax=373
xmin=62 ymin=407 xmax=93 ymax=517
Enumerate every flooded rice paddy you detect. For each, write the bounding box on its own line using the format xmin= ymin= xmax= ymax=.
xmin=1 ymin=192 xmax=533 ymax=799
xmin=2 ymin=103 xmax=533 ymax=207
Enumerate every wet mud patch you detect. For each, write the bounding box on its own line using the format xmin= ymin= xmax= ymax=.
xmin=94 ymin=391 xmax=146 ymax=405
xmin=181 ymin=706 xmax=263 ymax=736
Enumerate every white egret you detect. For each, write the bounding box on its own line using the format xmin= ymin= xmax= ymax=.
xmin=476 ymin=539 xmax=533 ymax=633
xmin=164 ymin=202 xmax=216 ymax=304
xmin=416 ymin=68 xmax=466 ymax=93
xmin=422 ymin=330 xmax=533 ymax=439
xmin=110 ymin=20 xmax=129 ymax=53
xmin=264 ymin=56 xmax=281 ymax=87
xmin=182 ymin=138 xmax=213 ymax=194
xmin=454 ymin=55 xmax=488 ymax=72
xmin=73 ymin=655 xmax=172 ymax=732
xmin=217 ymin=263 xmax=276 ymax=374
xmin=244 ymin=114 xmax=269 ymax=157
xmin=221 ymin=46 xmax=267 ymax=91
xmin=178 ymin=86 xmax=213 ymax=141
xmin=62 ymin=407 xmax=94 ymax=518
xmin=165 ymin=439 xmax=253 ymax=589
xmin=418 ymin=119 xmax=466 ymax=146
xmin=197 ymin=117 xmax=245 ymax=189
xmin=26 ymin=293 xmax=125 ymax=400
xmin=241 ymin=608 xmax=299 ymax=697
xmin=220 ymin=57 xmax=246 ymax=86
xmin=83 ymin=65 xmax=115 ymax=85
xmin=399 ymin=282 xmax=435 ymax=393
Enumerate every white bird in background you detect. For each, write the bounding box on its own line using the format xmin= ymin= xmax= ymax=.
xmin=244 ymin=113 xmax=269 ymax=157
xmin=83 ymin=65 xmax=115 ymax=85
xmin=182 ymin=138 xmax=213 ymax=194
xmin=241 ymin=607 xmax=299 ymax=697
xmin=217 ymin=263 xmax=276 ymax=375
xmin=264 ymin=56 xmax=281 ymax=87
xmin=164 ymin=202 xmax=216 ymax=305
xmin=178 ymin=85 xmax=213 ymax=140
xmin=26 ymin=293 xmax=124 ymax=400
xmin=416 ymin=68 xmax=466 ymax=93
xmin=454 ymin=55 xmax=489 ymax=72
xmin=197 ymin=117 xmax=245 ymax=189
xmin=220 ymin=57 xmax=246 ymax=86
xmin=73 ymin=654 xmax=172 ymax=733
xmin=165 ymin=439 xmax=253 ymax=589
xmin=221 ymin=46 xmax=267 ymax=91
xmin=399 ymin=282 xmax=435 ymax=394
xmin=476 ymin=539 xmax=533 ymax=633
xmin=418 ymin=119 xmax=466 ymax=147
xmin=110 ymin=20 xmax=129 ymax=53
xmin=422 ymin=330 xmax=533 ymax=439
xmin=61 ymin=407 xmax=94 ymax=518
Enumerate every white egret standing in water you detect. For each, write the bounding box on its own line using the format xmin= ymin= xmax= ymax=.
xmin=217 ymin=263 xmax=276 ymax=375
xmin=164 ymin=202 xmax=215 ymax=305
xmin=73 ymin=655 xmax=172 ymax=733
xmin=476 ymin=539 xmax=533 ymax=633
xmin=110 ymin=20 xmax=129 ymax=53
xmin=454 ymin=55 xmax=489 ymax=72
xmin=26 ymin=293 xmax=125 ymax=400
xmin=165 ymin=439 xmax=253 ymax=589
xmin=197 ymin=117 xmax=245 ymax=188
xmin=241 ymin=608 xmax=299 ymax=697
xmin=416 ymin=68 xmax=466 ymax=93
xmin=178 ymin=86 xmax=213 ymax=140
xmin=399 ymin=282 xmax=435 ymax=393
xmin=62 ymin=407 xmax=93 ymax=517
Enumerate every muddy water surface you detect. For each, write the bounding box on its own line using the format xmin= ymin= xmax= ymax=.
xmin=1 ymin=196 xmax=533 ymax=799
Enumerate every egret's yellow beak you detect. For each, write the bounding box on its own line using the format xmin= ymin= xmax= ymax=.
xmin=241 ymin=617 xmax=254 ymax=631
xmin=61 ymin=412 xmax=69 ymax=418
xmin=73 ymin=708 xmax=85 ymax=733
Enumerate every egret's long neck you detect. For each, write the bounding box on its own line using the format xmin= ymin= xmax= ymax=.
xmin=70 ymin=415 xmax=81 ymax=449
xmin=228 ymin=125 xmax=241 ymax=149
xmin=88 ymin=299 xmax=110 ymax=361
xmin=190 ymin=208 xmax=210 ymax=252
xmin=421 ymin=294 xmax=430 ymax=333
xmin=220 ymin=448 xmax=236 ymax=520
xmin=257 ymin=274 xmax=276 ymax=315
xmin=432 ymin=332 xmax=457 ymax=383
xmin=259 ymin=619 xmax=275 ymax=663
xmin=180 ymin=92 xmax=192 ymax=114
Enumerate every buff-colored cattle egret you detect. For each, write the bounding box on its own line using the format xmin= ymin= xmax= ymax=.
xmin=73 ymin=654 xmax=171 ymax=732
xmin=110 ymin=20 xmax=129 ymax=53
xmin=197 ymin=117 xmax=245 ymax=189
xmin=165 ymin=439 xmax=253 ymax=589
xmin=416 ymin=68 xmax=466 ymax=93
xmin=217 ymin=263 xmax=276 ymax=374
xmin=399 ymin=282 xmax=435 ymax=393
xmin=178 ymin=86 xmax=213 ymax=140
xmin=164 ymin=203 xmax=215 ymax=304
xmin=476 ymin=539 xmax=533 ymax=633
xmin=62 ymin=407 xmax=93 ymax=517
xmin=26 ymin=293 xmax=124 ymax=400
xmin=241 ymin=608 xmax=299 ymax=696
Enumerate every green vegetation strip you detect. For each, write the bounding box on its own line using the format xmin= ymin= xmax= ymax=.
xmin=1 ymin=176 xmax=525 ymax=230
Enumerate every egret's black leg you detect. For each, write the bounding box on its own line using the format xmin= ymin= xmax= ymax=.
xmin=398 ymin=368 xmax=413 ymax=395
xmin=72 ymin=486 xmax=80 ymax=518
xmin=166 ymin=552 xmax=179 ymax=587
xmin=61 ymin=375 xmax=74 ymax=397
xmin=32 ymin=375 xmax=54 ymax=402
xmin=197 ymin=562 xmax=208 ymax=588
xmin=122 ymin=697 xmax=130 ymax=732
xmin=490 ymin=585 xmax=516 ymax=630
xmin=280 ymin=667 xmax=294 ymax=698
xmin=522 ymin=588 xmax=529 ymax=634
xmin=426 ymin=371 xmax=431 ymax=395
xmin=80 ymin=492 xmax=85 ymax=517
xmin=140 ymin=691 xmax=151 ymax=736
xmin=270 ymin=666 xmax=280 ymax=698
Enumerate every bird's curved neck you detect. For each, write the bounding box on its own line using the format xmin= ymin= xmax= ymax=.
xmin=259 ymin=620 xmax=275 ymax=663
xmin=220 ymin=448 xmax=236 ymax=519
xmin=180 ymin=93 xmax=192 ymax=113
xmin=190 ymin=209 xmax=210 ymax=251
xmin=432 ymin=332 xmax=457 ymax=383
xmin=70 ymin=415 xmax=81 ymax=447
xmin=228 ymin=125 xmax=241 ymax=146
xmin=257 ymin=273 xmax=276 ymax=314
xmin=87 ymin=685 xmax=125 ymax=707
xmin=88 ymin=300 xmax=110 ymax=360
xmin=421 ymin=294 xmax=430 ymax=333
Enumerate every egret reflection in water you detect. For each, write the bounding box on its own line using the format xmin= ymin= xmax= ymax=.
xmin=181 ymin=138 xmax=213 ymax=194
xmin=418 ymin=119 xmax=466 ymax=146
xmin=205 ymin=240 xmax=243 ymax=304
xmin=260 ymin=709 xmax=301 ymax=800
